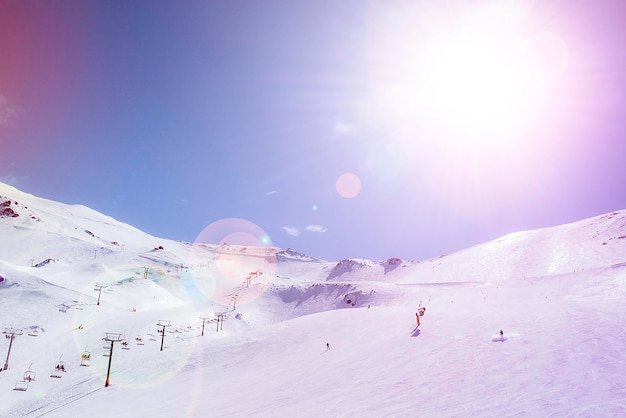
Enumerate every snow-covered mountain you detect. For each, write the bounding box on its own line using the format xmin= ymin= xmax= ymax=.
xmin=1 ymin=181 xmax=625 ymax=417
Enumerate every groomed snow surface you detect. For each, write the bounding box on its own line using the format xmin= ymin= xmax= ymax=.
xmin=1 ymin=183 xmax=626 ymax=417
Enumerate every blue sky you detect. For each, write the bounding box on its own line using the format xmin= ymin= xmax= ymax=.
xmin=1 ymin=0 xmax=626 ymax=261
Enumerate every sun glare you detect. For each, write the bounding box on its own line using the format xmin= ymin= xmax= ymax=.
xmin=370 ymin=2 xmax=568 ymax=149
xmin=423 ymin=36 xmax=540 ymax=132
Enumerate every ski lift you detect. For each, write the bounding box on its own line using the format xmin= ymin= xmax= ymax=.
xmin=27 ymin=329 xmax=39 ymax=337
xmin=23 ymin=364 xmax=36 ymax=382
xmin=50 ymin=358 xmax=66 ymax=378
xmin=13 ymin=380 xmax=29 ymax=391
xmin=80 ymin=351 xmax=91 ymax=367
xmin=147 ymin=330 xmax=157 ymax=341
xmin=135 ymin=335 xmax=144 ymax=345
xmin=121 ymin=340 xmax=130 ymax=350
xmin=58 ymin=304 xmax=68 ymax=313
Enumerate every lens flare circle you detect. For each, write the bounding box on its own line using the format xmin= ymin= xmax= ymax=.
xmin=190 ymin=218 xmax=277 ymax=307
xmin=336 ymin=173 xmax=362 ymax=199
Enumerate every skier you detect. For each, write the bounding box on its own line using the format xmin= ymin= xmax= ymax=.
xmin=415 ymin=312 xmax=421 ymax=327
xmin=326 ymin=343 xmax=330 ymax=350
xmin=500 ymin=330 xmax=504 ymax=338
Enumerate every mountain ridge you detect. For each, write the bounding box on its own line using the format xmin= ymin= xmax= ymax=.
xmin=1 ymin=181 xmax=625 ymax=285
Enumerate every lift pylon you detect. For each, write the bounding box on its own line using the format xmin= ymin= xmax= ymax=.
xmin=102 ymin=333 xmax=123 ymax=387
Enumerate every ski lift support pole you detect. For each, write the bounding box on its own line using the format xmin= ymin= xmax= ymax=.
xmin=3 ymin=328 xmax=22 ymax=371
xmin=102 ymin=333 xmax=122 ymax=387
xmin=94 ymin=284 xmax=104 ymax=306
xmin=216 ymin=313 xmax=225 ymax=332
xmin=199 ymin=316 xmax=211 ymax=336
xmin=157 ymin=320 xmax=171 ymax=351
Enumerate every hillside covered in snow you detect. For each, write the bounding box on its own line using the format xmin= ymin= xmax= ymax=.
xmin=1 ymin=181 xmax=625 ymax=417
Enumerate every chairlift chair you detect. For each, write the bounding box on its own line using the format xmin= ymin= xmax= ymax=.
xmin=50 ymin=361 xmax=65 ymax=378
xmin=23 ymin=368 xmax=36 ymax=382
xmin=80 ymin=351 xmax=91 ymax=367
xmin=135 ymin=335 xmax=145 ymax=345
xmin=121 ymin=340 xmax=130 ymax=350
xmin=14 ymin=381 xmax=29 ymax=391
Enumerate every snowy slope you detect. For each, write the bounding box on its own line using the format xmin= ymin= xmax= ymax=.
xmin=402 ymin=210 xmax=626 ymax=284
xmin=1 ymin=182 xmax=626 ymax=417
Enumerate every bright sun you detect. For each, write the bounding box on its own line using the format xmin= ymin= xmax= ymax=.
xmin=423 ymin=36 xmax=539 ymax=131
xmin=372 ymin=2 xmax=569 ymax=148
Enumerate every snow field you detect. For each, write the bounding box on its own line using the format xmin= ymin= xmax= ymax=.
xmin=2 ymin=184 xmax=626 ymax=416
xmin=8 ymin=272 xmax=624 ymax=418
